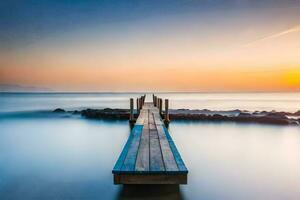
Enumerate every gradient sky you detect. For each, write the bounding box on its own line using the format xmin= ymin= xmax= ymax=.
xmin=1 ymin=0 xmax=300 ymax=92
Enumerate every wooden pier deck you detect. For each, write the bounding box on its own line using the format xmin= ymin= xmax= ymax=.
xmin=112 ymin=101 xmax=188 ymax=184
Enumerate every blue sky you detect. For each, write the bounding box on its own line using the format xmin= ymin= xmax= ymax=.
xmin=1 ymin=0 xmax=299 ymax=48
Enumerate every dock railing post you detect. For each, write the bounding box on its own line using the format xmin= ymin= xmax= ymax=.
xmin=136 ymin=98 xmax=140 ymax=115
xmin=130 ymin=98 xmax=134 ymax=123
xmin=142 ymin=95 xmax=145 ymax=106
xmin=139 ymin=97 xmax=142 ymax=110
xmin=152 ymin=94 xmax=155 ymax=104
xmin=159 ymin=98 xmax=162 ymax=116
xmin=164 ymin=99 xmax=170 ymax=126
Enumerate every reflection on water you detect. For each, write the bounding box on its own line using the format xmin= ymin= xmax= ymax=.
xmin=1 ymin=108 xmax=300 ymax=199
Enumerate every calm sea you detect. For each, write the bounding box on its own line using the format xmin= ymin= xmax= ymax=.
xmin=0 ymin=93 xmax=300 ymax=200
xmin=1 ymin=92 xmax=300 ymax=113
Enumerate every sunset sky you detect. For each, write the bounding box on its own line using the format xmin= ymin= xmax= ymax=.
xmin=1 ymin=0 xmax=300 ymax=92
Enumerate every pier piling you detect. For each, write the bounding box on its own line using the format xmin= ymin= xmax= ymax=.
xmin=159 ymin=98 xmax=162 ymax=116
xmin=164 ymin=99 xmax=170 ymax=126
xmin=130 ymin=98 xmax=135 ymax=124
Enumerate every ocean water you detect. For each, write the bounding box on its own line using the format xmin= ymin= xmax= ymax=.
xmin=0 ymin=93 xmax=300 ymax=200
xmin=1 ymin=92 xmax=300 ymax=113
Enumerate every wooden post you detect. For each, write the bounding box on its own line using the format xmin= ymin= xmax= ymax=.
xmin=142 ymin=95 xmax=145 ymax=106
xmin=152 ymin=94 xmax=155 ymax=104
xmin=164 ymin=99 xmax=170 ymax=125
xmin=130 ymin=98 xmax=134 ymax=122
xmin=136 ymin=98 xmax=140 ymax=115
xmin=139 ymin=97 xmax=142 ymax=110
xmin=141 ymin=96 xmax=143 ymax=106
xmin=159 ymin=98 xmax=162 ymax=115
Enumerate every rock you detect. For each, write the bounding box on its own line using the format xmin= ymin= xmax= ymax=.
xmin=290 ymin=121 xmax=299 ymax=126
xmin=266 ymin=112 xmax=288 ymax=119
xmin=259 ymin=111 xmax=268 ymax=115
xmin=72 ymin=110 xmax=80 ymax=114
xmin=294 ymin=110 xmax=300 ymax=115
xmin=255 ymin=116 xmax=290 ymax=125
xmin=238 ymin=112 xmax=252 ymax=117
xmin=53 ymin=108 xmax=65 ymax=113
xmin=81 ymin=108 xmax=129 ymax=120
xmin=62 ymin=107 xmax=300 ymax=126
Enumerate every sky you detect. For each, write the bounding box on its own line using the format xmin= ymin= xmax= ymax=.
xmin=0 ymin=0 xmax=300 ymax=92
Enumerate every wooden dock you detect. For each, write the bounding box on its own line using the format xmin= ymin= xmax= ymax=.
xmin=112 ymin=96 xmax=188 ymax=184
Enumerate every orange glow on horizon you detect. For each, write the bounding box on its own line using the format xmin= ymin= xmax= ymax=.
xmin=1 ymin=64 xmax=299 ymax=92
xmin=282 ymin=69 xmax=300 ymax=89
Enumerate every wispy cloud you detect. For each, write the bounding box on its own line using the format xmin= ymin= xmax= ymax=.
xmin=245 ymin=25 xmax=300 ymax=47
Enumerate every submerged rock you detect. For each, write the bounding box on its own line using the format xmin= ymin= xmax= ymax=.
xmin=53 ymin=108 xmax=66 ymax=113
xmin=72 ymin=110 xmax=80 ymax=114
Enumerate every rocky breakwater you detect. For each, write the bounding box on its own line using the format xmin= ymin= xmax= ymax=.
xmin=168 ymin=109 xmax=300 ymax=126
xmin=53 ymin=108 xmax=300 ymax=126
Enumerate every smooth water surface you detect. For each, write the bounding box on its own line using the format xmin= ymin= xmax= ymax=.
xmin=0 ymin=117 xmax=128 ymax=199
xmin=0 ymin=93 xmax=300 ymax=199
xmin=170 ymin=122 xmax=300 ymax=200
xmin=1 ymin=92 xmax=300 ymax=113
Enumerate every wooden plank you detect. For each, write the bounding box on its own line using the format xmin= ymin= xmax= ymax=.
xmin=112 ymin=125 xmax=141 ymax=172
xmin=135 ymin=110 xmax=146 ymax=125
xmin=135 ymin=110 xmax=150 ymax=172
xmin=148 ymin=111 xmax=156 ymax=130
xmin=149 ymin=113 xmax=165 ymax=172
xmin=152 ymin=111 xmax=163 ymax=125
xmin=163 ymin=126 xmax=188 ymax=172
xmin=121 ymin=125 xmax=143 ymax=172
xmin=114 ymin=174 xmax=187 ymax=184
xmin=156 ymin=124 xmax=178 ymax=172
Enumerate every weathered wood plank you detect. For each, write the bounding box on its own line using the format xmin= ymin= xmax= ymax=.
xmin=135 ymin=109 xmax=146 ymax=125
xmin=135 ymin=110 xmax=150 ymax=172
xmin=152 ymin=111 xmax=163 ymax=125
xmin=121 ymin=125 xmax=143 ymax=172
xmin=163 ymin=126 xmax=188 ymax=172
xmin=112 ymin=125 xmax=142 ymax=172
xmin=156 ymin=124 xmax=178 ymax=172
xmin=149 ymin=113 xmax=165 ymax=172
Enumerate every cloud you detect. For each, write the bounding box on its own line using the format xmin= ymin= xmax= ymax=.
xmin=244 ymin=25 xmax=300 ymax=47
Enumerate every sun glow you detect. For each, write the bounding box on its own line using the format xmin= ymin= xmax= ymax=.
xmin=283 ymin=68 xmax=300 ymax=87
